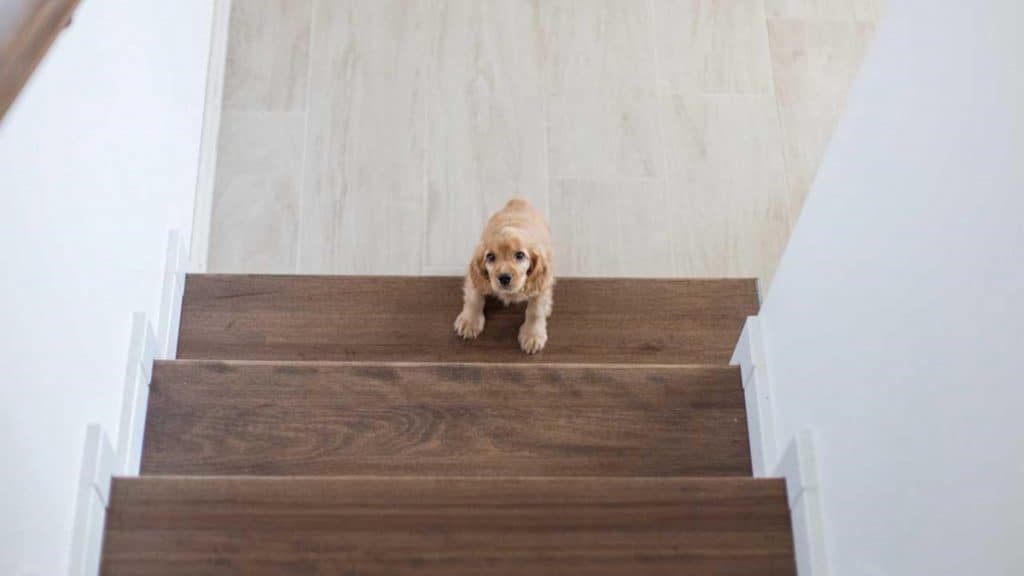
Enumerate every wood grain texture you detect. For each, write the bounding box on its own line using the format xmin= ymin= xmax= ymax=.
xmin=660 ymin=92 xmax=792 ymax=285
xmin=207 ymin=111 xmax=306 ymax=273
xmin=652 ymin=0 xmax=773 ymax=95
xmin=142 ymin=361 xmax=751 ymax=477
xmin=221 ymin=0 xmax=311 ymax=111
xmin=764 ymin=0 xmax=880 ymax=21
xmin=208 ymin=0 xmax=885 ymax=287
xmin=768 ymin=19 xmax=875 ymax=220
xmin=550 ymin=179 xmax=676 ymax=277
xmin=176 ymin=275 xmax=759 ymax=364
xmin=424 ymin=0 xmax=548 ymax=271
xmin=102 ymin=476 xmax=795 ymax=576
xmin=541 ymin=0 xmax=663 ymax=179
xmin=296 ymin=0 xmax=428 ymax=274
xmin=0 ymin=0 xmax=79 ymax=122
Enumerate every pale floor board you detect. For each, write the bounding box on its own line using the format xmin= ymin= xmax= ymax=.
xmin=208 ymin=111 xmax=304 ymax=273
xmin=222 ymin=0 xmax=311 ymax=111
xmin=425 ymin=0 xmax=549 ymax=271
xmin=652 ymin=0 xmax=774 ymax=95
xmin=542 ymin=0 xmax=663 ymax=180
xmin=297 ymin=0 xmax=429 ymax=274
xmin=768 ymin=18 xmax=876 ymax=218
xmin=208 ymin=0 xmax=883 ymax=288
xmin=764 ymin=0 xmax=880 ymax=22
xmin=549 ymin=179 xmax=677 ymax=277
xmin=661 ymin=93 xmax=792 ymax=284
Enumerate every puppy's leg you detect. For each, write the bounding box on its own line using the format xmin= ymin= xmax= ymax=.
xmin=454 ymin=276 xmax=486 ymax=339
xmin=519 ymin=288 xmax=552 ymax=354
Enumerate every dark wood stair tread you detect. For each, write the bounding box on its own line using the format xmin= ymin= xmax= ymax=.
xmin=142 ymin=361 xmax=751 ymax=477
xmin=176 ymin=275 xmax=759 ymax=364
xmin=101 ymin=476 xmax=795 ymax=576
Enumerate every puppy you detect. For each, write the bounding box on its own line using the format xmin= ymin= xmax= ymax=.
xmin=454 ymin=198 xmax=554 ymax=354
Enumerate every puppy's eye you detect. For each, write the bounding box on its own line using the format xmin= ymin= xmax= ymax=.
xmin=515 ymin=251 xmax=527 ymax=261
xmin=485 ymin=252 xmax=496 ymax=263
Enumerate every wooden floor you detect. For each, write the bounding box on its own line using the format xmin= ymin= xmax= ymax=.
xmin=142 ymin=361 xmax=751 ymax=477
xmin=103 ymin=476 xmax=795 ymax=576
xmin=176 ymin=275 xmax=760 ymax=364
xmin=206 ymin=0 xmax=883 ymax=287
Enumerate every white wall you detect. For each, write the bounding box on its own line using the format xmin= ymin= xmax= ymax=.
xmin=760 ymin=0 xmax=1024 ymax=574
xmin=0 ymin=1 xmax=213 ymax=573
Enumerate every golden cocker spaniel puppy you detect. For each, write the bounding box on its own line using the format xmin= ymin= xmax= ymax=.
xmin=454 ymin=198 xmax=554 ymax=354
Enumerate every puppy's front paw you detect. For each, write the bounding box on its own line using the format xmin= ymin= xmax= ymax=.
xmin=454 ymin=311 xmax=485 ymax=339
xmin=518 ymin=323 xmax=548 ymax=354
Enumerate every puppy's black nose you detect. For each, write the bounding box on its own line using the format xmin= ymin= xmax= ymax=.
xmin=498 ymin=274 xmax=512 ymax=286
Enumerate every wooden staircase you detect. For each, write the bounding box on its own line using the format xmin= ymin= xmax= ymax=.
xmin=100 ymin=275 xmax=796 ymax=575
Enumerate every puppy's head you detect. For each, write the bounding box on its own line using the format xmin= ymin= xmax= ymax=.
xmin=470 ymin=226 xmax=551 ymax=296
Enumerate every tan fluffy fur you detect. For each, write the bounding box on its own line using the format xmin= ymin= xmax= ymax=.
xmin=454 ymin=198 xmax=554 ymax=354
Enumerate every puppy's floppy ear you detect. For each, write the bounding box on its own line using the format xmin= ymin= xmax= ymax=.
xmin=525 ymin=246 xmax=553 ymax=296
xmin=468 ymin=243 xmax=491 ymax=293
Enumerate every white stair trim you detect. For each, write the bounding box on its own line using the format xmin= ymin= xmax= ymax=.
xmin=730 ymin=316 xmax=778 ymax=476
xmin=157 ymin=229 xmax=189 ymax=359
xmin=115 ymin=312 xmax=157 ymax=475
xmin=733 ymin=317 xmax=830 ymax=576
xmin=68 ymin=229 xmax=189 ymax=575
xmin=776 ymin=431 xmax=830 ymax=576
xmin=68 ymin=425 xmax=114 ymax=576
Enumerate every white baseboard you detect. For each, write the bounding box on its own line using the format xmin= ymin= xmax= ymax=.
xmin=733 ymin=317 xmax=830 ymax=576
xmin=68 ymin=425 xmax=114 ymax=576
xmin=68 ymin=230 xmax=189 ymax=575
xmin=730 ymin=316 xmax=778 ymax=477
xmin=115 ymin=312 xmax=157 ymax=475
xmin=189 ymin=0 xmax=232 ymax=273
xmin=776 ymin=431 xmax=830 ymax=576
xmin=157 ymin=229 xmax=188 ymax=359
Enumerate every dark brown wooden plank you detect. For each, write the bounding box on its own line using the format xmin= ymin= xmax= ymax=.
xmin=102 ymin=476 xmax=795 ymax=576
xmin=0 ymin=0 xmax=80 ymax=122
xmin=176 ymin=275 xmax=759 ymax=364
xmin=141 ymin=361 xmax=751 ymax=477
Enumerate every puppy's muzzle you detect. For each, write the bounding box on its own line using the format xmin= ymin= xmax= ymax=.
xmin=498 ymin=274 xmax=512 ymax=288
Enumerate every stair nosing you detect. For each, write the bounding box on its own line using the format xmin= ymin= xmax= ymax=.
xmin=155 ymin=358 xmax=744 ymax=371
xmin=187 ymin=272 xmax=761 ymax=283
